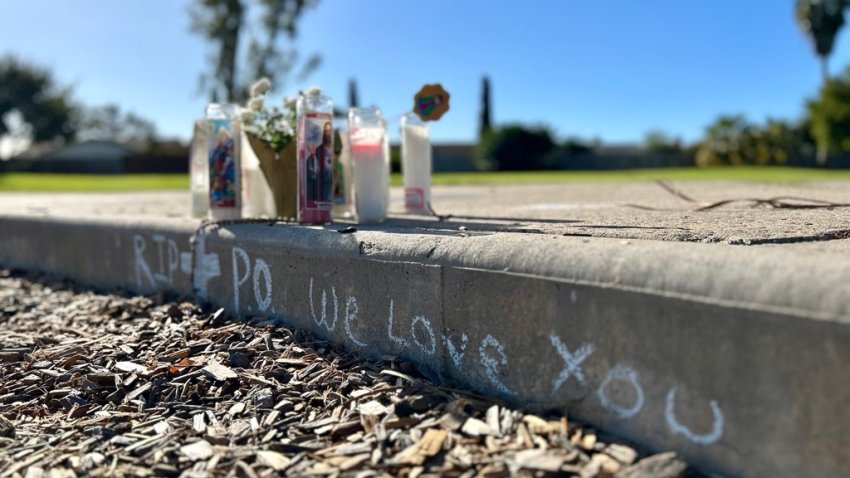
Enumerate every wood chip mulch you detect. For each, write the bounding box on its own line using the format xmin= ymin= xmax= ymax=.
xmin=0 ymin=270 xmax=704 ymax=478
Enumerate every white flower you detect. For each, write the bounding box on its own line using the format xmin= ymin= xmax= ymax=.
xmin=239 ymin=110 xmax=255 ymax=123
xmin=250 ymin=77 xmax=272 ymax=97
xmin=283 ymin=97 xmax=297 ymax=110
xmin=248 ymin=96 xmax=264 ymax=111
xmin=302 ymin=86 xmax=322 ymax=96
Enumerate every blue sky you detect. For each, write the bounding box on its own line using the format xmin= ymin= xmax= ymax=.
xmin=2 ymin=0 xmax=849 ymax=145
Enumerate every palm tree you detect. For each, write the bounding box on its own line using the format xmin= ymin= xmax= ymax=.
xmin=795 ymin=0 xmax=848 ymax=83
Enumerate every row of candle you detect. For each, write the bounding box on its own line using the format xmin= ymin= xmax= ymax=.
xmin=190 ymin=90 xmax=432 ymax=224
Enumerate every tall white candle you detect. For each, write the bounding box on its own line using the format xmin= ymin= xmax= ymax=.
xmin=401 ymin=114 xmax=431 ymax=212
xmin=190 ymin=120 xmax=209 ymax=218
xmin=350 ymin=140 xmax=389 ymax=223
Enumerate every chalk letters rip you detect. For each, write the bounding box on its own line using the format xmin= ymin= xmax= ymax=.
xmin=549 ymin=332 xmax=595 ymax=392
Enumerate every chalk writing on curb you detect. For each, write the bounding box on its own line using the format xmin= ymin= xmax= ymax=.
xmin=549 ymin=332 xmax=595 ymax=391
xmin=232 ymin=247 xmax=250 ymax=311
xmin=665 ymin=387 xmax=724 ymax=445
xmin=146 ymin=242 xmax=727 ymax=447
xmin=597 ymin=364 xmax=644 ymax=419
xmin=192 ymin=233 xmax=221 ymax=300
xmin=133 ymin=235 xmax=155 ymax=289
xmin=479 ymin=334 xmax=513 ymax=396
xmin=252 ymin=258 xmax=272 ymax=312
xmin=232 ymin=247 xmax=274 ymax=313
xmin=343 ymin=295 xmax=367 ymax=347
xmin=443 ymin=332 xmax=469 ymax=369
xmin=152 ymin=234 xmax=179 ymax=285
xmin=386 ymin=300 xmax=409 ymax=347
xmin=309 ymin=278 xmax=338 ymax=331
xmin=410 ymin=315 xmax=437 ymax=356
xmin=180 ymin=252 xmax=193 ymax=274
xmin=134 ymin=234 xmax=200 ymax=291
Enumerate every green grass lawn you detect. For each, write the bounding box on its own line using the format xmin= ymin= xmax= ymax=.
xmin=414 ymin=166 xmax=850 ymax=186
xmin=1 ymin=167 xmax=849 ymax=192
xmin=0 ymin=173 xmax=188 ymax=191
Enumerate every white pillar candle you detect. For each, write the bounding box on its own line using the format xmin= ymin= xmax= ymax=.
xmin=400 ymin=113 xmax=431 ymax=213
xmin=350 ymin=140 xmax=389 ymax=223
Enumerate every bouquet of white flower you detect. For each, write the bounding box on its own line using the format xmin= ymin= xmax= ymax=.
xmin=242 ymin=78 xmax=299 ymax=219
xmin=242 ymin=78 xmax=297 ymax=156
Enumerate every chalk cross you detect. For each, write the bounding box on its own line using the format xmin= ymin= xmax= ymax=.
xmin=193 ymin=233 xmax=221 ymax=300
xmin=549 ymin=332 xmax=595 ymax=392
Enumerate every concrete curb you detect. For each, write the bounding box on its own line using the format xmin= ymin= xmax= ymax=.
xmin=2 ymin=213 xmax=849 ymax=478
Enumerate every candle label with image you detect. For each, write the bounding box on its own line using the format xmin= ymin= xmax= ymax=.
xmin=208 ymin=119 xmax=238 ymax=209
xmin=297 ymin=112 xmax=334 ymax=222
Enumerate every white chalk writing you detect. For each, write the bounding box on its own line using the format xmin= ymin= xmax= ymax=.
xmin=134 ymin=235 xmax=155 ymax=289
xmin=410 ymin=316 xmax=436 ymax=356
xmin=180 ymin=252 xmax=193 ymax=274
xmin=152 ymin=234 xmax=179 ymax=285
xmin=232 ymin=247 xmax=251 ymax=311
xmin=192 ymin=233 xmax=221 ymax=300
xmin=479 ymin=334 xmax=512 ymax=395
xmin=309 ymin=278 xmax=338 ymax=331
xmin=549 ymin=332 xmax=595 ymax=391
xmin=127 ymin=236 xmax=732 ymax=449
xmin=597 ymin=364 xmax=644 ymax=419
xmin=252 ymin=258 xmax=272 ymax=312
xmin=134 ymin=234 xmax=189 ymax=290
xmin=444 ymin=332 xmax=469 ymax=369
xmin=344 ymin=295 xmax=367 ymax=347
xmin=665 ymin=387 xmax=724 ymax=445
xmin=387 ymin=299 xmax=409 ymax=347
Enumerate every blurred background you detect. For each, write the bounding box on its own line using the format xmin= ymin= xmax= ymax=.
xmin=1 ymin=0 xmax=849 ymax=189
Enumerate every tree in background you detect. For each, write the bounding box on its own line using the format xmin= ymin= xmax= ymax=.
xmin=76 ymin=104 xmax=158 ymax=150
xmin=795 ymin=0 xmax=848 ymax=83
xmin=479 ymin=76 xmax=492 ymax=139
xmin=807 ymin=65 xmax=850 ymax=159
xmin=753 ymin=119 xmax=813 ymax=165
xmin=695 ymin=115 xmax=755 ymax=166
xmin=348 ymin=78 xmax=359 ymax=109
xmin=695 ymin=115 xmax=814 ymax=166
xmin=190 ymin=0 xmax=320 ymax=103
xmin=643 ymin=130 xmax=681 ymax=154
xmin=0 ymin=55 xmax=76 ymax=154
xmin=474 ymin=124 xmax=554 ymax=171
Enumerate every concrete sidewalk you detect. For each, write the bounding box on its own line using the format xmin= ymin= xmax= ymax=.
xmin=1 ymin=180 xmax=849 ymax=478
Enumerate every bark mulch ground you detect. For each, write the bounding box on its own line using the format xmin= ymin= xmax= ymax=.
xmin=0 ymin=270 xmax=705 ymax=478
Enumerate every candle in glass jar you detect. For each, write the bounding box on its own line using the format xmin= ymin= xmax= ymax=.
xmin=190 ymin=120 xmax=210 ymax=218
xmin=350 ymin=140 xmax=389 ymax=222
xmin=348 ymin=107 xmax=390 ymax=223
xmin=205 ymin=103 xmax=241 ymax=221
xmin=400 ymin=112 xmax=431 ymax=213
xmin=296 ymin=89 xmax=334 ymax=224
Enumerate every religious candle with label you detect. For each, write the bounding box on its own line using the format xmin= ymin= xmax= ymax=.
xmin=296 ymin=89 xmax=334 ymax=224
xmin=332 ymin=121 xmax=354 ymax=219
xmin=205 ymin=103 xmax=241 ymax=221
